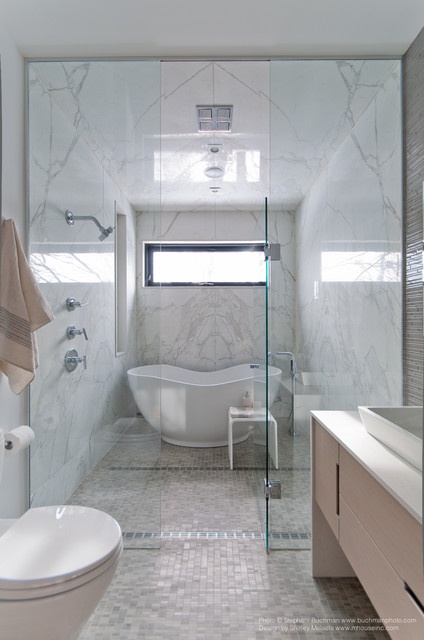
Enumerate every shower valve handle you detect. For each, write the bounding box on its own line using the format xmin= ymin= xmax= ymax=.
xmin=64 ymin=349 xmax=87 ymax=372
xmin=66 ymin=325 xmax=88 ymax=340
xmin=66 ymin=297 xmax=89 ymax=312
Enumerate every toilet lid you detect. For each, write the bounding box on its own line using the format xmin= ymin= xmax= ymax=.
xmin=0 ymin=505 xmax=122 ymax=588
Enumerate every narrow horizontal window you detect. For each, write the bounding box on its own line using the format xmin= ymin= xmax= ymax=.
xmin=144 ymin=243 xmax=266 ymax=286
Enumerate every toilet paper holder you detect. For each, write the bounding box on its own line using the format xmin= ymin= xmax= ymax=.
xmin=2 ymin=426 xmax=35 ymax=454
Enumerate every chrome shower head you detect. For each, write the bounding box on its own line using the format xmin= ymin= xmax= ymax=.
xmin=98 ymin=226 xmax=114 ymax=241
xmin=65 ymin=210 xmax=115 ymax=242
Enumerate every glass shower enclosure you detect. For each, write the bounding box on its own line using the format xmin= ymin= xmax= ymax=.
xmin=26 ymin=57 xmax=403 ymax=552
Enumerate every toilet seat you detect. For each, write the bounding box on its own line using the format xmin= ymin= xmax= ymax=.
xmin=0 ymin=505 xmax=122 ymax=601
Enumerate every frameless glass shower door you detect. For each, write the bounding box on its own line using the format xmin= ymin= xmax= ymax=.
xmin=250 ymin=196 xmax=270 ymax=548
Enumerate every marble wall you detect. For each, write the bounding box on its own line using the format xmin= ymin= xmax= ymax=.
xmin=403 ymin=27 xmax=424 ymax=405
xmin=136 ymin=61 xmax=277 ymax=372
xmin=294 ymin=62 xmax=402 ymax=409
xmin=137 ymin=59 xmax=402 ymax=419
xmin=136 ymin=208 xmax=292 ymax=370
xmin=28 ymin=63 xmax=143 ymax=505
xmin=269 ymin=60 xmax=400 ymax=209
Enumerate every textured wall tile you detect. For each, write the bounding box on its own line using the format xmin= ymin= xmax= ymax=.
xmin=403 ymin=26 xmax=424 ymax=404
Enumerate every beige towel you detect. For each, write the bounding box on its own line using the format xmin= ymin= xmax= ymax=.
xmin=230 ymin=407 xmax=254 ymax=418
xmin=230 ymin=407 xmax=267 ymax=418
xmin=0 ymin=218 xmax=54 ymax=394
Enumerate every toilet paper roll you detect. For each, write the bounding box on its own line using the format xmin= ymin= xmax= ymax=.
xmin=4 ymin=426 xmax=35 ymax=455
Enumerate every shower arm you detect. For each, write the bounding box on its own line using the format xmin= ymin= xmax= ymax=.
xmin=74 ymin=215 xmax=102 ymax=230
xmin=65 ymin=210 xmax=114 ymax=240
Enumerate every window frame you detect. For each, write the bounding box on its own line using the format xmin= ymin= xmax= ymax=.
xmin=144 ymin=241 xmax=266 ymax=287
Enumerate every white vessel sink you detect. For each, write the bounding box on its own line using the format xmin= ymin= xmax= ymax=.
xmin=358 ymin=406 xmax=423 ymax=471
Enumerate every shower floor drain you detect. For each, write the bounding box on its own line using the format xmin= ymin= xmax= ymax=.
xmin=122 ymin=531 xmax=311 ymax=541
xmin=111 ymin=465 xmax=310 ymax=472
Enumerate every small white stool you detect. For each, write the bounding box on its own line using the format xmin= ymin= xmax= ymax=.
xmin=228 ymin=406 xmax=278 ymax=470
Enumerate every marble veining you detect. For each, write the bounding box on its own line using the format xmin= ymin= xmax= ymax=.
xmin=270 ymin=59 xmax=399 ymax=209
xmin=295 ymin=63 xmax=402 ymax=410
xmin=28 ymin=64 xmax=140 ymax=506
xmin=30 ymin=60 xmax=162 ymax=212
xmin=136 ymin=61 xmax=401 ymax=417
xmin=30 ymin=59 xmax=400 ymax=217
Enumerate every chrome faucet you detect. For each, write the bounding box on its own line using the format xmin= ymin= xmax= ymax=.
xmin=268 ymin=351 xmax=297 ymax=376
xmin=268 ymin=350 xmax=298 ymax=437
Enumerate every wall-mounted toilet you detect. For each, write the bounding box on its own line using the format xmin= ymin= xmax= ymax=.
xmin=0 ymin=429 xmax=123 ymax=640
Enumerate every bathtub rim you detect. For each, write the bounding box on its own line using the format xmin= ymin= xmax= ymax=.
xmin=127 ymin=363 xmax=282 ymax=387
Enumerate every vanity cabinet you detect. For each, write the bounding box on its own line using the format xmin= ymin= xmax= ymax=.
xmin=312 ymin=414 xmax=424 ymax=640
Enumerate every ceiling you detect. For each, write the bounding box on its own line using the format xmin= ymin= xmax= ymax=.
xmin=1 ymin=0 xmax=424 ymax=59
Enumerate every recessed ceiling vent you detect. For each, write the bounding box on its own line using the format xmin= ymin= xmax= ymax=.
xmin=197 ymin=105 xmax=233 ymax=132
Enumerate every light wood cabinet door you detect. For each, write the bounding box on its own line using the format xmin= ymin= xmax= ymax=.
xmin=313 ymin=420 xmax=339 ymax=538
xmin=339 ymin=447 xmax=424 ymax=607
xmin=340 ymin=496 xmax=424 ymax=640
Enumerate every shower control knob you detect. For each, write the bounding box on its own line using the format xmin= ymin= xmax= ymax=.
xmin=64 ymin=349 xmax=87 ymax=372
xmin=66 ymin=325 xmax=88 ymax=340
xmin=66 ymin=297 xmax=89 ymax=311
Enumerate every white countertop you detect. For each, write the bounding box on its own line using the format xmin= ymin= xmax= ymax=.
xmin=311 ymin=410 xmax=422 ymax=523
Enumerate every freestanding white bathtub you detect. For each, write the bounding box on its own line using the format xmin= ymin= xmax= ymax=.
xmin=127 ymin=363 xmax=282 ymax=447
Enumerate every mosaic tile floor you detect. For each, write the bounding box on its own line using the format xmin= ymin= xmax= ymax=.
xmin=70 ymin=414 xmax=311 ymax=549
xmin=71 ymin=416 xmax=390 ymax=639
